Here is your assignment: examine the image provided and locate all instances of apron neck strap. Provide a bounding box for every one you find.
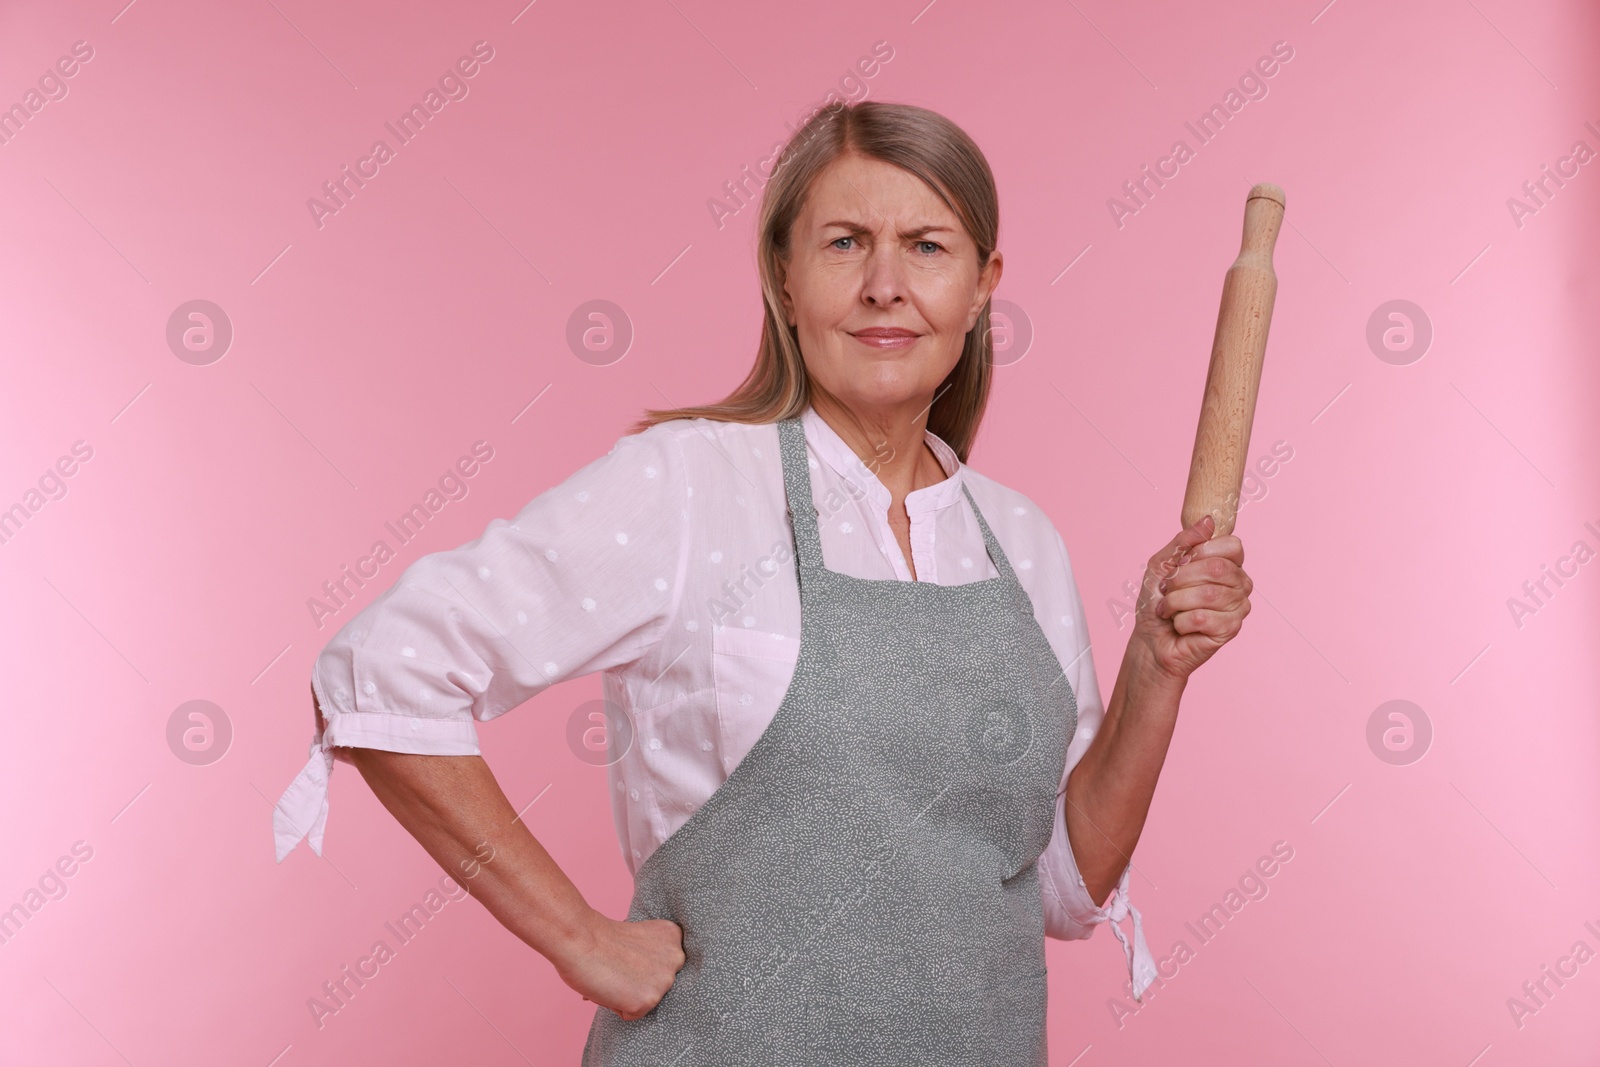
[959,480,1021,586]
[775,414,1022,588]
[777,416,825,573]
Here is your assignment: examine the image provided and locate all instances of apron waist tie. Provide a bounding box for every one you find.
[1105,866,1158,1002]
[273,737,334,862]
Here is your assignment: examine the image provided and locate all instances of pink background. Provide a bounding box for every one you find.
[2,0,1597,1063]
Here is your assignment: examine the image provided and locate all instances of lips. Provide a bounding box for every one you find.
[850,328,920,349]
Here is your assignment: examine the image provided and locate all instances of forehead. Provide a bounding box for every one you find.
[798,152,959,229]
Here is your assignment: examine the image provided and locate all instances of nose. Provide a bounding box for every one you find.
[860,239,907,307]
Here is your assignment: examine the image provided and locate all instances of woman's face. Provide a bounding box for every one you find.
[780,151,1002,421]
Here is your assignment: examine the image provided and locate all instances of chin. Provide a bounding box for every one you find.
[836,375,941,409]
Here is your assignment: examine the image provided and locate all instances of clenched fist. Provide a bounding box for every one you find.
[1133,514,1253,682]
[560,912,687,1021]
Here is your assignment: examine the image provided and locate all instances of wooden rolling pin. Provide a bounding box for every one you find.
[1180,182,1285,539]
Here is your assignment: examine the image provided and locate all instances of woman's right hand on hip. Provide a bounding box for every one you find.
[559,913,686,1021]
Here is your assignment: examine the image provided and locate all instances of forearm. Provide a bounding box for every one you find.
[347,748,597,971]
[1062,636,1186,906]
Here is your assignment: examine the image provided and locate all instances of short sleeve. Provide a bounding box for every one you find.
[272,424,690,861]
[1035,526,1158,1000]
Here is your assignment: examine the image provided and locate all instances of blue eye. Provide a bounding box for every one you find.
[832,237,855,250]
[916,241,942,255]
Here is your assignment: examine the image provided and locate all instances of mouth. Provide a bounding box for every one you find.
[849,328,920,350]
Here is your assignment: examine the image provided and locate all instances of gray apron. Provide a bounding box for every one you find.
[582,414,1075,1066]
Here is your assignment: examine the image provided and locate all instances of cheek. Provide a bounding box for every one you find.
[794,270,860,323]
[786,261,835,311]
[913,269,977,329]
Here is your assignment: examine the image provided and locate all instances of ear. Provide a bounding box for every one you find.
[778,262,797,327]
[966,249,1004,332]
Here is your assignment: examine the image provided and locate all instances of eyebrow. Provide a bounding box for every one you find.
[819,219,956,239]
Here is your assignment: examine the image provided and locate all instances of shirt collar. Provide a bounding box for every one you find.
[800,405,966,513]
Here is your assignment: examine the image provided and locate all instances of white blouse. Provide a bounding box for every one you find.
[273,404,1156,997]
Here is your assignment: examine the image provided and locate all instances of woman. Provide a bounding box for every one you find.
[272,100,1251,1064]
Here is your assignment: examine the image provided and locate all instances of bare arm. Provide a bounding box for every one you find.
[1063,639,1185,905]
[314,691,686,1020]
[1064,516,1252,905]
[345,748,589,960]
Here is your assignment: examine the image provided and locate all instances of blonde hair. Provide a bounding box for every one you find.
[628,100,1001,463]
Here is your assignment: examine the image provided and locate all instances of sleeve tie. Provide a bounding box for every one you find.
[1105,866,1159,1001]
[273,736,334,862]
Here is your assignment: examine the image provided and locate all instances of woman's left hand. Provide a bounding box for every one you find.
[1133,514,1253,682]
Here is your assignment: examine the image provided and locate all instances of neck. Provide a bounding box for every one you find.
[807,390,948,499]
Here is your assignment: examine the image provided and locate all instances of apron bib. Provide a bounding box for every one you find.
[582,415,1076,1066]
